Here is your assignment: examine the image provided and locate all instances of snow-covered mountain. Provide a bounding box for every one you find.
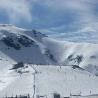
[0,24,98,98]
[0,24,98,75]
[43,38,98,76]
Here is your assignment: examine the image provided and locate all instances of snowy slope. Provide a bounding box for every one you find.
[0,65,98,98]
[43,38,98,75]
[0,24,98,98]
[0,24,57,67]
[0,64,35,97]
[35,65,98,97]
[0,24,98,75]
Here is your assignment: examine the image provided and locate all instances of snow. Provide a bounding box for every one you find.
[35,65,98,98]
[0,24,98,98]
[0,65,98,98]
[43,37,98,75]
[0,64,35,97]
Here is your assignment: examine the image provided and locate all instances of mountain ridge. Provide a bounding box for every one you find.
[0,24,98,98]
[0,24,98,75]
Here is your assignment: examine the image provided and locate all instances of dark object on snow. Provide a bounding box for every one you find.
[2,36,21,50]
[18,35,36,47]
[10,62,24,70]
[72,65,84,70]
[45,49,56,62]
[54,93,60,98]
[67,55,83,66]
[76,55,83,65]
[4,94,30,98]
[72,65,81,69]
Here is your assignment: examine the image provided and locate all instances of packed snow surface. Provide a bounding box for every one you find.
[0,65,98,98]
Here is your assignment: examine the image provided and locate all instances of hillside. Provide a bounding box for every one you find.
[0,24,98,75]
[0,24,98,98]
[43,38,98,76]
[0,24,57,70]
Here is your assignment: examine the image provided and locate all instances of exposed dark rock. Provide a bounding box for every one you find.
[10,62,24,70]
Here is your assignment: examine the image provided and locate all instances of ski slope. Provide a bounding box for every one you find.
[35,65,98,98]
[0,24,98,97]
[0,65,98,98]
[0,64,35,97]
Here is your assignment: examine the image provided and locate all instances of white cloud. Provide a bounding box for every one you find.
[35,0,98,29]
[0,0,32,23]
[33,0,98,42]
[0,0,97,32]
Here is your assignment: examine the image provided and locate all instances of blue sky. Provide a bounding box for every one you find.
[0,0,98,43]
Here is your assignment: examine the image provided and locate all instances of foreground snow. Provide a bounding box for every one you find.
[35,65,98,98]
[0,65,98,98]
